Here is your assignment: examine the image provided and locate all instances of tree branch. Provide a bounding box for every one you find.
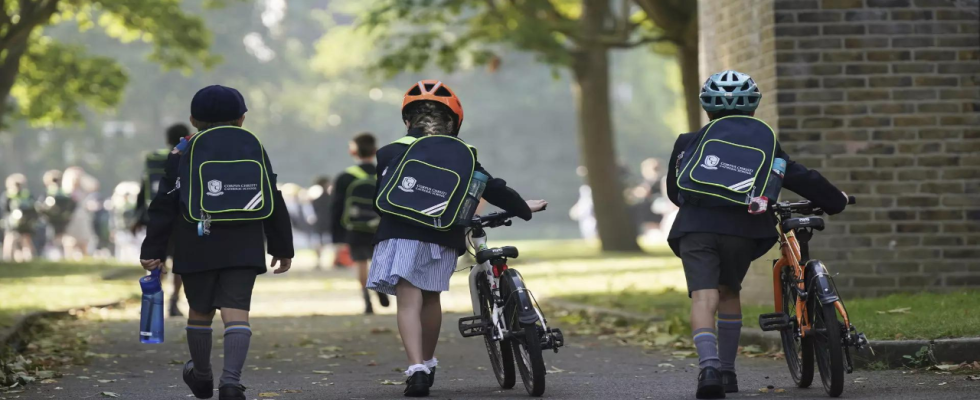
[601,34,671,48]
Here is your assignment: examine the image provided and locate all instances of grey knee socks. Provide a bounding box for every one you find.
[717,314,743,372]
[186,320,213,379]
[220,321,252,386]
[693,328,721,370]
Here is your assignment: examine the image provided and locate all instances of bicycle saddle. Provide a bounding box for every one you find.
[476,246,519,264]
[781,216,825,232]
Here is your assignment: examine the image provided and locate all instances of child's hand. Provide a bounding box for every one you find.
[271,257,292,274]
[526,200,548,213]
[140,259,166,274]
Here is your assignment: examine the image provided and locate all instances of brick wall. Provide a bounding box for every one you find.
[698,0,980,301]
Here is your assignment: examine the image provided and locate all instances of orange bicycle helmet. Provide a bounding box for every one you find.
[402,80,464,131]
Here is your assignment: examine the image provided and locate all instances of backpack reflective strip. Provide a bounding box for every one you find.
[345,165,370,180]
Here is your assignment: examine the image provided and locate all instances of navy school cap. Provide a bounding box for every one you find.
[191,85,248,123]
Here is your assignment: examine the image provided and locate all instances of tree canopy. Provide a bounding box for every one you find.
[0,0,235,127]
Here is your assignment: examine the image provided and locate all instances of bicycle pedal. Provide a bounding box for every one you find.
[541,328,565,352]
[457,315,488,338]
[758,313,792,332]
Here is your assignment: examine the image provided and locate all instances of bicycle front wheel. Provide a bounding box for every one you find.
[780,268,814,388]
[513,322,547,396]
[477,277,515,389]
[810,299,845,397]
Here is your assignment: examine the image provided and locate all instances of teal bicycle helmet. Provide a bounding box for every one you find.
[699,70,762,113]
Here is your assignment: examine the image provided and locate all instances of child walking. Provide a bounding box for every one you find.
[140,85,294,400]
[330,132,390,314]
[665,70,849,399]
[367,80,546,397]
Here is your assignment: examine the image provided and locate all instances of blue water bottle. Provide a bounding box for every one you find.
[456,171,489,226]
[139,269,165,344]
[749,158,787,214]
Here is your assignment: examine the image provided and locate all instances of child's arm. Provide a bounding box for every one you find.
[478,162,534,221]
[139,154,179,266]
[780,146,848,215]
[329,172,353,239]
[665,133,693,207]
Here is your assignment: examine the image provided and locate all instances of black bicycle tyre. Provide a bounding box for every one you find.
[512,322,547,396]
[780,268,814,388]
[478,278,516,389]
[810,298,845,397]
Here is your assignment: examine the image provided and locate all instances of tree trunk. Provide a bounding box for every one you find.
[571,0,641,253]
[678,41,702,132]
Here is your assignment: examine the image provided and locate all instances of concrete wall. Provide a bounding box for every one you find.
[698,0,980,304]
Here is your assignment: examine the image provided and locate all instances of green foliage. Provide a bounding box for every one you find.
[0,0,242,127]
[903,346,934,368]
[13,36,127,126]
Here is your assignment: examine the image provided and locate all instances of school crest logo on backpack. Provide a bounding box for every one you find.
[399,177,417,193]
[207,180,224,196]
[702,155,720,170]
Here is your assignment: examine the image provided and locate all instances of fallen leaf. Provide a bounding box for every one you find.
[284,389,302,393]
[370,327,393,334]
[875,307,911,315]
[775,388,786,393]
[938,382,947,386]
[758,388,770,393]
[97,379,117,383]
[380,380,401,385]
[367,361,378,367]
[312,370,332,374]
[932,364,961,371]
[259,392,280,397]
[40,379,58,384]
[320,346,342,352]
[967,375,980,381]
[35,371,56,379]
[657,363,675,368]
[100,392,120,398]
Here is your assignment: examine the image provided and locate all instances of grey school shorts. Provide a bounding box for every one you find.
[678,233,759,295]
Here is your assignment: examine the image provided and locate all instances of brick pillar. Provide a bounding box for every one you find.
[698,0,980,302]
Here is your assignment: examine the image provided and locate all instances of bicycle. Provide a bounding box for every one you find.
[457,212,565,397]
[757,196,870,397]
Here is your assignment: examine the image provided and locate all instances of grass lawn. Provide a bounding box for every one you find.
[0,261,142,331]
[561,289,980,341]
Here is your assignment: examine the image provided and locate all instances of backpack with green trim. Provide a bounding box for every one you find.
[676,116,778,207]
[143,149,170,204]
[176,126,274,232]
[375,135,477,231]
[341,165,380,233]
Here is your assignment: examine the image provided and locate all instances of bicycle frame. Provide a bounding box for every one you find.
[466,230,552,342]
[772,225,852,338]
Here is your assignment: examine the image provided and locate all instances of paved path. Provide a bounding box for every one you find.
[10,310,980,400]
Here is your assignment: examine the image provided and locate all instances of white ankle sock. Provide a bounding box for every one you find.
[405,363,431,376]
[423,358,438,369]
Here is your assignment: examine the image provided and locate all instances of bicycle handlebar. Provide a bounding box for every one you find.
[772,195,857,216]
[472,212,514,229]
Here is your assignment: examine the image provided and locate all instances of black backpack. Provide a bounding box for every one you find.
[176,126,274,229]
[143,149,170,204]
[676,116,778,207]
[341,165,380,233]
[376,135,476,231]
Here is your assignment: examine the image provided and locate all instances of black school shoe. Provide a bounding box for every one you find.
[696,366,725,399]
[182,360,214,399]
[218,384,246,400]
[404,371,430,397]
[721,370,738,393]
[427,367,436,387]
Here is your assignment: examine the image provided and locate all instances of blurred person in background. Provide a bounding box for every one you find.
[632,158,666,237]
[280,183,312,250]
[91,176,113,258]
[2,173,39,262]
[62,166,98,259]
[110,181,142,263]
[308,176,333,269]
[37,169,76,259]
[132,123,189,317]
[569,166,597,240]
[331,132,388,315]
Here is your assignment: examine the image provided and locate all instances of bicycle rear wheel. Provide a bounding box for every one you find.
[810,298,845,397]
[478,278,515,389]
[780,268,814,388]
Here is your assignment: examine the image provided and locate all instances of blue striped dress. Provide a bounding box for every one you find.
[367,239,459,295]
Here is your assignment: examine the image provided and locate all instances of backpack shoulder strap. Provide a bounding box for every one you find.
[392,136,417,146]
[345,165,370,180]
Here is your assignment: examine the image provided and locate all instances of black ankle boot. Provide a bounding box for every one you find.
[696,366,725,399]
[721,370,738,393]
[218,384,246,400]
[182,360,213,399]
